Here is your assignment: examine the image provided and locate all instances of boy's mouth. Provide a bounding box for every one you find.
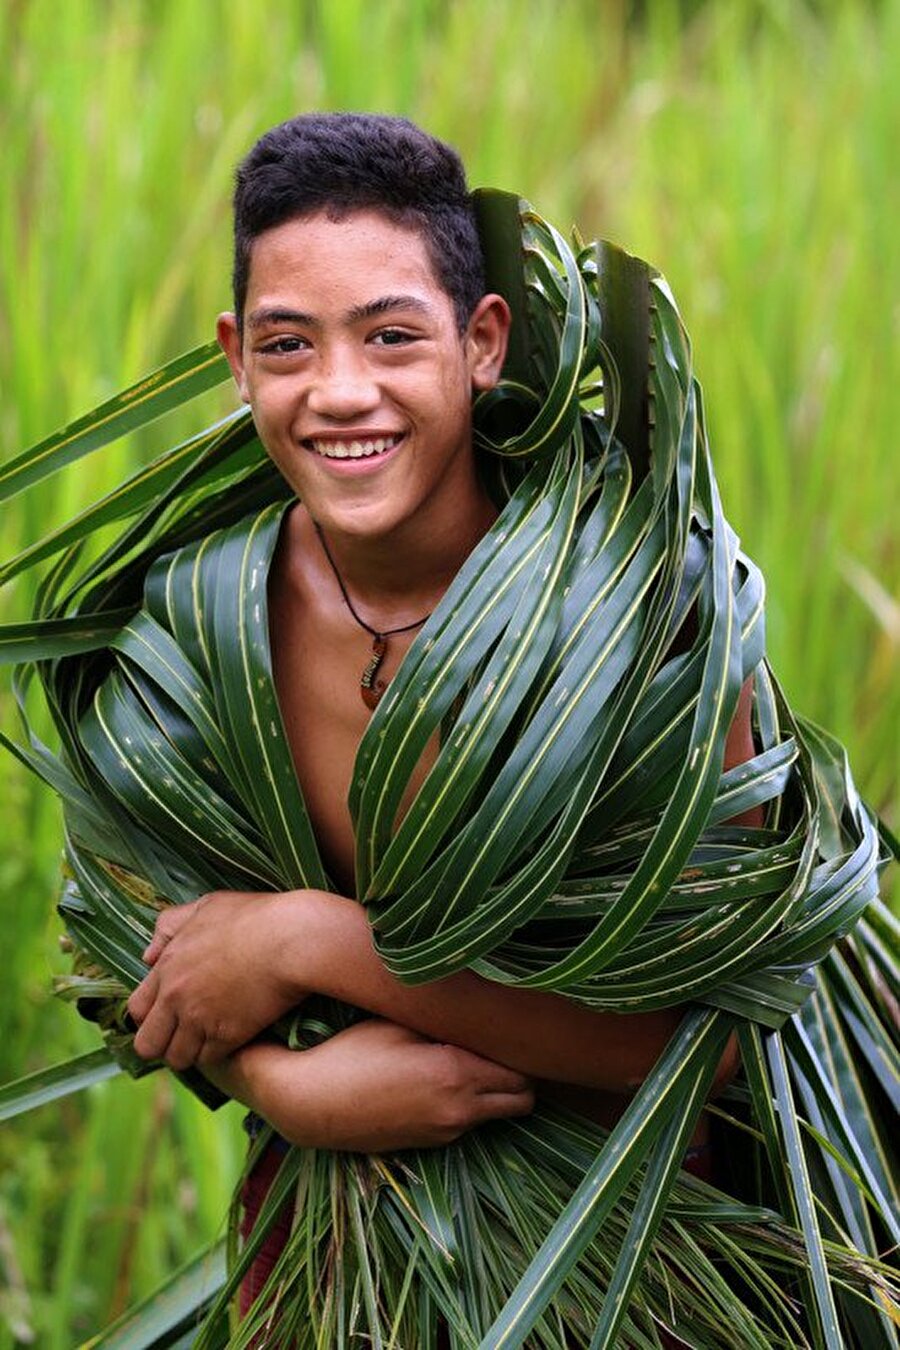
[305,433,404,460]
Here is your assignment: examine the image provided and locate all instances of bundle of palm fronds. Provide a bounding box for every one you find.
[1,195,897,1348]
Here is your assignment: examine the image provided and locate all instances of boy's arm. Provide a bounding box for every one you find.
[129,886,687,1088]
[206,1020,535,1152]
[128,677,757,1086]
[722,676,764,826]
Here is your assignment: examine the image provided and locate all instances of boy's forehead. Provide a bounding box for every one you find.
[245,208,448,307]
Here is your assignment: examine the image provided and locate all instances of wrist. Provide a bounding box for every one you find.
[233,1039,330,1148]
[202,1040,279,1108]
[272,888,371,1005]
[264,888,327,1005]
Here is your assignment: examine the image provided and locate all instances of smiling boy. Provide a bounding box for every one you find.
[125,112,749,1323]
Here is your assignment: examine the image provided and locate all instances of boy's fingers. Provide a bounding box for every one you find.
[196,1035,234,1068]
[476,1087,535,1121]
[459,1051,530,1096]
[142,900,199,963]
[163,1023,205,1072]
[480,1067,532,1096]
[142,935,167,964]
[132,1003,177,1062]
[127,969,157,1024]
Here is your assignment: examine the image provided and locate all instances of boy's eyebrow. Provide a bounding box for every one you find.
[246,295,434,332]
[246,307,317,331]
[346,294,434,322]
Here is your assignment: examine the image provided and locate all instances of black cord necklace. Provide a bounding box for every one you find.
[315,523,431,710]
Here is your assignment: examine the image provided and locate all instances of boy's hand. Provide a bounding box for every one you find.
[127,890,307,1068]
[211,1020,535,1152]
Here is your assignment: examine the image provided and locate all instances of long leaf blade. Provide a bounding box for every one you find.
[0,1048,121,1121]
[0,342,230,505]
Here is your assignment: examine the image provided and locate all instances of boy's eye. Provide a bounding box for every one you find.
[372,328,415,346]
[259,336,308,355]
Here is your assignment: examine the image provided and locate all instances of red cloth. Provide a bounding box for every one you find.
[238,1138,294,1325]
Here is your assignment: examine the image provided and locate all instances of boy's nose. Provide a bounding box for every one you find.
[307,353,381,419]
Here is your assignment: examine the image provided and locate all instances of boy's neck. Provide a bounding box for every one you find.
[284,480,497,630]
[322,498,495,601]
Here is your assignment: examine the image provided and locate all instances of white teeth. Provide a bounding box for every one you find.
[309,435,400,459]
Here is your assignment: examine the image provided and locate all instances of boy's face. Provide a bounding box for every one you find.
[217,209,509,543]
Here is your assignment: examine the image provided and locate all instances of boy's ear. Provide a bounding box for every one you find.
[216,312,250,403]
[466,294,511,392]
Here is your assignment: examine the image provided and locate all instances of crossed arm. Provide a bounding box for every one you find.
[127,884,690,1149]
[126,680,755,1150]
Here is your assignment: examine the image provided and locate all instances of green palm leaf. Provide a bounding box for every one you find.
[0,341,230,505]
[0,610,136,663]
[479,1009,733,1348]
[79,1239,228,1349]
[0,409,254,588]
[1,192,896,1346]
[0,1049,121,1122]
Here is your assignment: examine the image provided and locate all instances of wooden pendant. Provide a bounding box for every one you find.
[361,636,387,710]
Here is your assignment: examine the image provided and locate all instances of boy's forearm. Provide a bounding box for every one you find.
[203,1040,275,1111]
[202,1022,534,1152]
[275,888,683,1093]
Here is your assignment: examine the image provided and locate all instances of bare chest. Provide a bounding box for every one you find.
[269,576,435,898]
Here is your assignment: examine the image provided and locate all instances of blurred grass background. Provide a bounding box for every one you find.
[1,0,897,1342]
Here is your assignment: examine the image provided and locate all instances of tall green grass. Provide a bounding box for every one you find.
[1,0,896,1342]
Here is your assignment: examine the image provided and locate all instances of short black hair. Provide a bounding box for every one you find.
[232,112,485,333]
